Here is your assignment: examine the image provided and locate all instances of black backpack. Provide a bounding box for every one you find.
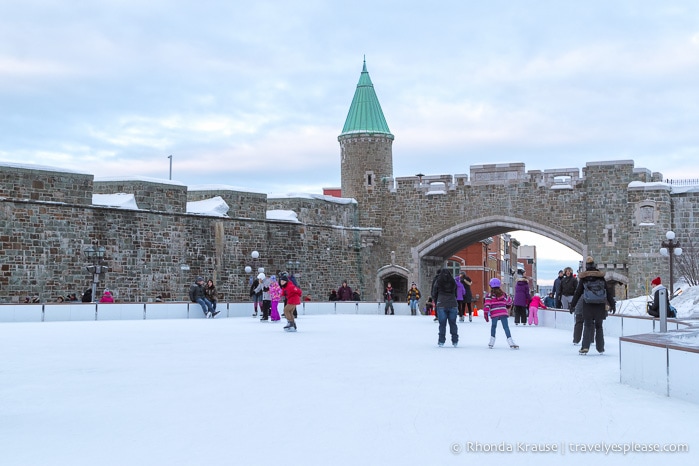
[582,278,607,304]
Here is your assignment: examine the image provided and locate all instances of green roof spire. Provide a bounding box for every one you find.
[340,58,393,138]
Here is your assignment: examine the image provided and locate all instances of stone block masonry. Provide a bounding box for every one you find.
[0,165,366,303]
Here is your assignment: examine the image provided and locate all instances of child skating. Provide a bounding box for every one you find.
[527,293,546,325]
[279,272,302,332]
[483,278,519,349]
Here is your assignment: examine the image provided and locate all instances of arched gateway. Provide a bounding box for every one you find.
[338,60,696,300]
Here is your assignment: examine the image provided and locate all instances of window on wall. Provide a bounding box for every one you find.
[445,260,461,277]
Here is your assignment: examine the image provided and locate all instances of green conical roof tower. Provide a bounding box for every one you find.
[340,59,394,138]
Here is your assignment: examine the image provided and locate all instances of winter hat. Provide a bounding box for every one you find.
[196,276,204,282]
[517,269,524,276]
[558,270,564,274]
[585,256,596,270]
[279,272,288,282]
[489,277,501,288]
[257,272,266,280]
[651,276,662,286]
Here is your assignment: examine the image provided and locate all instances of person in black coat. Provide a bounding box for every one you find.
[569,257,616,355]
[433,268,459,347]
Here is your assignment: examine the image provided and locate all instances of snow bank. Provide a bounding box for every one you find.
[92,193,139,210]
[186,196,230,217]
[266,209,300,223]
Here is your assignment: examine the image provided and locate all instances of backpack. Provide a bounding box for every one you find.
[582,279,607,304]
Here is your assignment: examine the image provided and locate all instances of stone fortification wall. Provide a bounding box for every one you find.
[0,164,93,205]
[94,179,188,213]
[0,165,365,303]
[187,187,268,220]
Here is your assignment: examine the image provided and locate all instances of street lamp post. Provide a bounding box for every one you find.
[84,245,108,303]
[659,230,682,299]
[245,251,264,285]
[659,231,682,333]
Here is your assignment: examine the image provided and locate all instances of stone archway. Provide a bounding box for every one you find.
[411,215,588,298]
[377,264,410,304]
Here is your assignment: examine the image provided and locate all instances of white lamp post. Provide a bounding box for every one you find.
[659,230,682,298]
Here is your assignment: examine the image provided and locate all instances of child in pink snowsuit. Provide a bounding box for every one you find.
[269,276,282,321]
[528,293,547,325]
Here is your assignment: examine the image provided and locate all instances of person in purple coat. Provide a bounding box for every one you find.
[513,270,531,325]
[337,280,354,301]
[455,275,467,322]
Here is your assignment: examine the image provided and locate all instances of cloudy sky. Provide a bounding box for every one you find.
[2,1,697,278]
[2,0,698,192]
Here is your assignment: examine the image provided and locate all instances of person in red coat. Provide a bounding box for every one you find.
[280,272,302,332]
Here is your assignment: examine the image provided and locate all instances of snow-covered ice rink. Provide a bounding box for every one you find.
[2,314,697,465]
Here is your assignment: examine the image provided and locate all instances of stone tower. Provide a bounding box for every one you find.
[338,59,394,227]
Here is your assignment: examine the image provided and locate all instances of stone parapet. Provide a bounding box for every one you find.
[94,177,187,213]
[0,163,93,205]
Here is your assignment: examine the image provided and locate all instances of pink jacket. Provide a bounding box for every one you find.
[484,293,512,319]
[269,281,282,302]
[529,295,547,311]
[99,291,114,303]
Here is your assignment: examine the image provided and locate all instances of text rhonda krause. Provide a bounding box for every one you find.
[463,442,689,454]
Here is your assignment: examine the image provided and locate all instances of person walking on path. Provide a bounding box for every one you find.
[189,276,217,318]
[483,278,519,349]
[513,270,530,325]
[569,257,616,355]
[527,293,547,326]
[280,272,302,332]
[433,269,459,347]
[407,283,421,316]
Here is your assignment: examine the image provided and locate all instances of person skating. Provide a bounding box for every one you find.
[383,282,395,315]
[569,257,616,355]
[455,275,466,322]
[527,293,546,325]
[279,272,302,332]
[483,278,518,349]
[512,269,530,325]
[433,269,459,347]
[255,273,272,321]
[460,272,474,322]
[407,283,421,316]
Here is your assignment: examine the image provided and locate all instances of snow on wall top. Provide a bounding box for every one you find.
[95,176,186,187]
[0,161,91,175]
[188,184,267,194]
[267,192,357,205]
[186,196,230,217]
[92,193,139,210]
[266,210,301,223]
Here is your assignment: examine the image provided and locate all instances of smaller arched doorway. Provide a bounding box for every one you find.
[377,265,410,303]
